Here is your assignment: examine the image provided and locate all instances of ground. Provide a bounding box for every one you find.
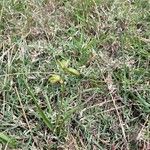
[0,0,150,149]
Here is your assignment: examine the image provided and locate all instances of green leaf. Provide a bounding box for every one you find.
[65,67,80,76]
[57,59,69,69]
[23,78,53,130]
[0,132,17,148]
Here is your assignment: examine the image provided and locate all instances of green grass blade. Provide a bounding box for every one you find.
[23,78,53,130]
[0,132,17,148]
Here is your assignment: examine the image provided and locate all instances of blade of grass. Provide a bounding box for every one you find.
[0,132,17,148]
[22,77,53,131]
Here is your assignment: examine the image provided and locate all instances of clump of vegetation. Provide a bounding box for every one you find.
[0,0,150,149]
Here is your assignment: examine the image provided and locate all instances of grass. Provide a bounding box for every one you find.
[0,0,150,149]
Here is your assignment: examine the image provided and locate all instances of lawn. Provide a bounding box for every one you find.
[0,0,150,149]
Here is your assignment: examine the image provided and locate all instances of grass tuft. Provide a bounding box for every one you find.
[0,0,150,149]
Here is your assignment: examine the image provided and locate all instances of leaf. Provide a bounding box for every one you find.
[49,74,63,84]
[23,78,53,130]
[0,132,17,148]
[57,59,69,69]
[65,67,80,76]
[57,59,80,76]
